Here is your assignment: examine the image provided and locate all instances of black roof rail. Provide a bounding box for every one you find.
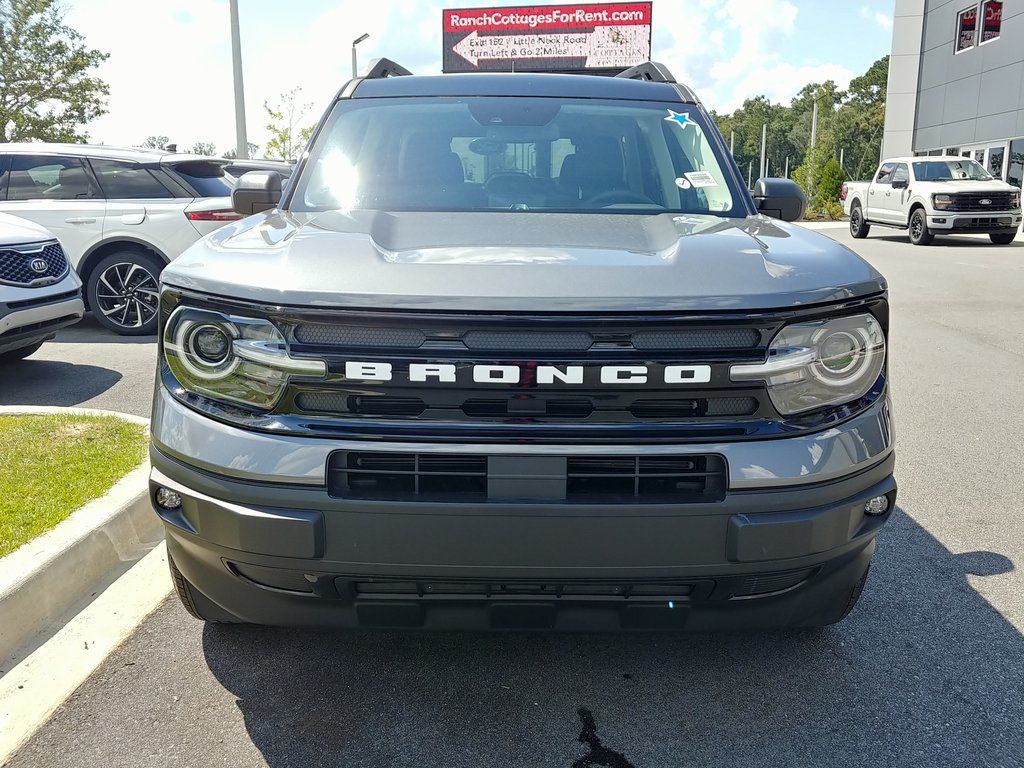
[363,58,413,79]
[616,62,675,83]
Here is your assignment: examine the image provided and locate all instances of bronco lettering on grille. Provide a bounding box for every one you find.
[341,362,712,385]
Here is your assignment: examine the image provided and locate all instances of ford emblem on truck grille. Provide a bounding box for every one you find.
[980,199,992,205]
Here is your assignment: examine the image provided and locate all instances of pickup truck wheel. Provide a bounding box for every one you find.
[169,554,243,624]
[849,204,870,238]
[87,252,162,336]
[908,209,933,245]
[990,232,1017,245]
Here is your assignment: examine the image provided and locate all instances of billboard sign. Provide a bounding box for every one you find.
[442,3,653,74]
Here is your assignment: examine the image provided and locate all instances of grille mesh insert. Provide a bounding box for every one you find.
[295,324,427,348]
[632,328,759,350]
[463,330,593,351]
[0,243,68,286]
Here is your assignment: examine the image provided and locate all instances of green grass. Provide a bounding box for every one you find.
[0,414,147,558]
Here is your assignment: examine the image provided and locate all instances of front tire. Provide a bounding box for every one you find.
[169,554,242,623]
[990,232,1017,245]
[908,208,934,245]
[849,203,870,238]
[0,340,44,363]
[87,251,163,336]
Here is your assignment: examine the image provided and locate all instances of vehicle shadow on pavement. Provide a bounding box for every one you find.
[52,314,157,344]
[0,360,122,406]
[199,507,1022,768]
[873,234,1024,249]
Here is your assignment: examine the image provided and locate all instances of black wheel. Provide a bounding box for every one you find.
[989,232,1017,245]
[0,340,44,363]
[849,203,870,238]
[168,554,242,623]
[908,208,933,245]
[87,251,163,335]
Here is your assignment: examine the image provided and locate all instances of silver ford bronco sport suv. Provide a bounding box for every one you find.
[150,61,895,630]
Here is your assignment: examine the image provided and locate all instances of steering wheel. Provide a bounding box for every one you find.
[584,189,659,208]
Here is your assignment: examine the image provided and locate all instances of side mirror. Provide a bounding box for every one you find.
[752,177,806,222]
[891,178,909,190]
[231,171,283,216]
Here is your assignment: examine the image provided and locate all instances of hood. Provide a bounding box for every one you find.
[161,210,886,312]
[0,211,56,246]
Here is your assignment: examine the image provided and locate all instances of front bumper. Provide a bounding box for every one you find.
[0,273,84,354]
[150,390,896,630]
[928,211,1022,234]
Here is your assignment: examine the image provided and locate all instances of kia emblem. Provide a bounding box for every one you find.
[29,258,48,274]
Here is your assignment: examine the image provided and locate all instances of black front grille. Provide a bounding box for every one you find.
[0,242,68,286]
[296,391,761,422]
[328,451,727,504]
[293,321,762,352]
[947,192,1018,212]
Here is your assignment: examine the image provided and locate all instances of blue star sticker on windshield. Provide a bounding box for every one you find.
[664,110,693,128]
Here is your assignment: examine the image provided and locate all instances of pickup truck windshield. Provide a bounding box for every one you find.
[291,97,743,216]
[912,159,993,182]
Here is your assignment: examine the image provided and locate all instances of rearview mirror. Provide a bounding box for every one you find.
[752,177,806,222]
[232,171,283,216]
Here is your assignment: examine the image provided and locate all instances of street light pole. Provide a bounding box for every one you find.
[229,0,248,159]
[352,33,369,78]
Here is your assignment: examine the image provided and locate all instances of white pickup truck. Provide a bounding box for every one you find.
[841,156,1021,245]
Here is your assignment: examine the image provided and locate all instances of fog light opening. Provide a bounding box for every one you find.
[156,487,183,510]
[864,495,890,516]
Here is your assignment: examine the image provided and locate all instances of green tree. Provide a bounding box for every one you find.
[139,135,169,150]
[223,142,260,160]
[191,141,216,156]
[264,87,314,161]
[0,0,108,142]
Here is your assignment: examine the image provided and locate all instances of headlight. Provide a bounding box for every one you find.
[730,313,885,415]
[163,306,325,409]
[1012,191,1021,210]
[933,194,953,209]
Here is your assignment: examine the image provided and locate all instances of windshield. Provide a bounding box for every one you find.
[290,97,744,216]
[912,159,993,182]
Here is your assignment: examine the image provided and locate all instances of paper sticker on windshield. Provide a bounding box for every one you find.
[664,110,694,129]
[684,171,718,188]
[675,177,692,189]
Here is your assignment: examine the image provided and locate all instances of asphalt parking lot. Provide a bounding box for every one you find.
[3,226,1024,768]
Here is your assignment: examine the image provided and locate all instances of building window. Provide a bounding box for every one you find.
[980,0,1002,44]
[956,5,978,52]
[988,146,1005,178]
[1007,139,1024,189]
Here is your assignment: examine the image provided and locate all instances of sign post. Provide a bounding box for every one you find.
[442,3,653,75]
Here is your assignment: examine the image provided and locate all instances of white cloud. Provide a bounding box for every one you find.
[860,5,894,31]
[64,0,863,153]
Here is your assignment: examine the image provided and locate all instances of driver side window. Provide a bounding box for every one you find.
[5,155,99,201]
[875,163,896,184]
[892,164,909,185]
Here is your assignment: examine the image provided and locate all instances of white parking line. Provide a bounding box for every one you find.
[0,543,171,764]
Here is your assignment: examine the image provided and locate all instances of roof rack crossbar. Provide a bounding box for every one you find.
[363,58,413,79]
[615,62,676,83]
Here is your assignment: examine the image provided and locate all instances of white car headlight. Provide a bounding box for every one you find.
[163,306,326,409]
[730,313,885,415]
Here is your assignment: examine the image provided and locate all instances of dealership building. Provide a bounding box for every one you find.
[883,0,1024,187]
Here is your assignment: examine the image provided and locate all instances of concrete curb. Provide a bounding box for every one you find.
[0,407,160,663]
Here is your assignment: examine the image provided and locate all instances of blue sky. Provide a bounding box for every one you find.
[65,0,896,154]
